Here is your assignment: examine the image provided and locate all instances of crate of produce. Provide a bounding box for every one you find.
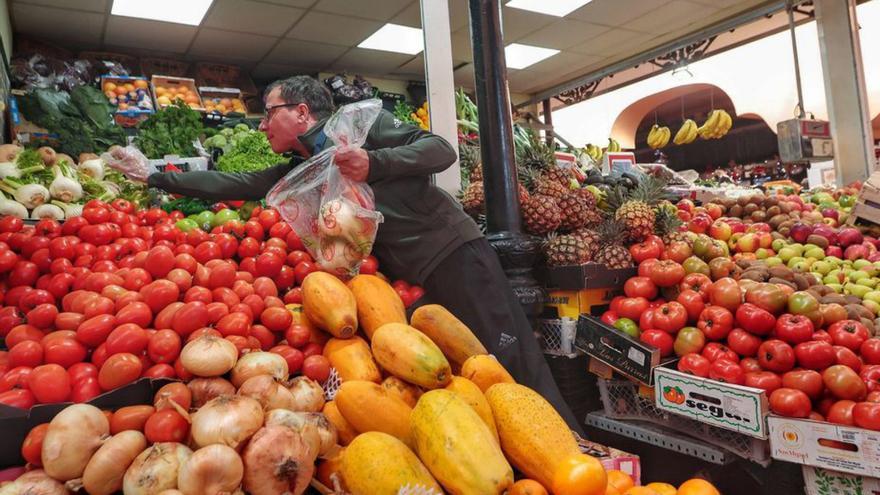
[539,318,580,356]
[653,367,769,439]
[802,466,880,495]
[8,92,60,147]
[79,51,141,76]
[100,75,155,127]
[141,57,190,78]
[151,75,203,110]
[768,415,880,478]
[576,315,674,386]
[537,263,637,291]
[193,62,258,97]
[198,87,247,116]
[543,287,621,320]
[598,378,771,464]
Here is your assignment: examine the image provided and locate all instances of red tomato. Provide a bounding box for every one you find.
[862,365,880,393]
[640,329,674,357]
[105,323,149,355]
[91,343,109,368]
[648,260,685,288]
[726,328,761,358]
[862,338,880,365]
[293,261,318,285]
[697,305,734,341]
[0,389,35,409]
[193,242,222,264]
[70,376,102,403]
[115,302,152,328]
[270,345,304,373]
[110,405,155,434]
[284,324,311,349]
[792,340,836,370]
[43,338,87,368]
[216,312,251,337]
[184,286,213,305]
[709,359,745,385]
[702,342,738,363]
[616,297,648,321]
[28,364,71,403]
[740,357,762,373]
[769,388,812,418]
[735,303,776,336]
[76,314,117,348]
[144,409,189,443]
[258,209,280,230]
[651,302,687,334]
[301,342,323,359]
[678,353,711,377]
[169,301,209,338]
[21,423,48,466]
[283,287,303,305]
[154,302,184,331]
[205,302,230,325]
[775,314,814,345]
[744,370,782,393]
[147,329,182,364]
[828,320,870,352]
[174,253,198,274]
[166,269,193,293]
[0,366,32,392]
[9,340,43,368]
[144,246,174,278]
[249,324,275,351]
[260,306,292,333]
[233,280,255,300]
[254,252,283,278]
[623,277,657,300]
[833,345,863,373]
[68,362,98,383]
[139,279,181,314]
[302,355,331,382]
[24,304,55,330]
[823,364,867,401]
[757,339,796,373]
[98,353,143,391]
[853,402,880,431]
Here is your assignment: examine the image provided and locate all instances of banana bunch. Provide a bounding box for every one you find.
[607,138,621,152]
[646,124,671,149]
[583,143,603,163]
[698,109,733,140]
[673,119,698,145]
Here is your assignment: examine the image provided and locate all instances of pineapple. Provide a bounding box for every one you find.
[577,188,603,227]
[571,228,600,260]
[655,206,689,246]
[556,192,591,232]
[459,143,482,183]
[544,233,590,267]
[461,181,484,217]
[522,194,562,235]
[607,176,669,243]
[533,177,570,200]
[594,219,634,269]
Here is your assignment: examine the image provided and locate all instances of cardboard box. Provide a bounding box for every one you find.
[578,437,641,486]
[198,86,246,115]
[8,92,60,147]
[653,367,769,439]
[802,466,880,495]
[768,415,880,478]
[544,288,619,319]
[152,75,203,110]
[576,315,674,386]
[100,76,155,128]
[537,263,637,291]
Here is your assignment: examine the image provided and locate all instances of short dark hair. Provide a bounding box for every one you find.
[265,76,335,119]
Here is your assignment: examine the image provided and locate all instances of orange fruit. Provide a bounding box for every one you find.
[645,482,676,495]
[510,479,549,495]
[622,488,657,495]
[605,486,622,495]
[607,470,635,493]
[220,98,232,107]
[134,79,148,89]
[184,94,199,104]
[156,87,168,96]
[552,454,607,495]
[677,479,720,495]
[157,96,171,106]
[117,102,129,110]
[124,83,135,92]
[103,82,117,93]
[114,86,128,96]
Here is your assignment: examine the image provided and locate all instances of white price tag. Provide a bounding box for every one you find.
[811,138,834,157]
[627,347,645,366]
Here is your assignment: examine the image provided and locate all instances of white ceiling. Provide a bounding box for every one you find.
[9,0,774,94]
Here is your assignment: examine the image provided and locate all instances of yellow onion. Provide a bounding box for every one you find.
[0,470,68,495]
[177,445,243,495]
[242,425,316,495]
[123,443,192,495]
[42,404,110,481]
[264,409,338,458]
[230,352,288,388]
[188,377,236,408]
[81,431,147,495]
[180,335,238,377]
[191,395,263,449]
[288,376,326,412]
[237,375,298,411]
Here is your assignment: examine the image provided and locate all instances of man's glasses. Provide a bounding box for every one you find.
[263,103,299,122]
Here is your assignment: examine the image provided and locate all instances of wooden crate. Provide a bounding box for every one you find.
[141,57,190,78]
[79,51,142,76]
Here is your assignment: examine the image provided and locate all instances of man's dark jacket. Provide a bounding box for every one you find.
[148,110,483,283]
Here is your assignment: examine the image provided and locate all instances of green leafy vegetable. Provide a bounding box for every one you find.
[213,129,284,173]
[135,101,204,159]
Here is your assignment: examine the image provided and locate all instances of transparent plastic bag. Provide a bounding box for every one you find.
[102,145,154,182]
[267,99,385,278]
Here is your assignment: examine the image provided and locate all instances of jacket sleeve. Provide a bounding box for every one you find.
[365,110,458,182]
[147,162,294,201]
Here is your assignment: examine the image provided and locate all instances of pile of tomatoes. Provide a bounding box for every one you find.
[0,201,421,409]
[603,251,880,432]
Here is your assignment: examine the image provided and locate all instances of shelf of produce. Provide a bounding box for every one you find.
[585,411,736,465]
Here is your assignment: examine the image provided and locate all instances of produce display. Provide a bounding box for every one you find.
[134,101,204,160]
[153,83,202,110]
[101,78,154,113]
[202,96,247,115]
[203,124,284,173]
[649,109,733,149]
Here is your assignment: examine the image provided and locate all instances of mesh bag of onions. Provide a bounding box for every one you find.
[267,99,384,279]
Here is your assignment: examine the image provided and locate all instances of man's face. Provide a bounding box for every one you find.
[259,87,311,154]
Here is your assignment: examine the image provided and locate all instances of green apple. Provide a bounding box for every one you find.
[863,290,880,305]
[805,247,825,259]
[848,270,869,282]
[854,259,872,270]
[826,283,843,293]
[765,257,783,267]
[778,247,799,263]
[857,278,879,288]
[811,260,832,275]
[772,239,788,252]
[845,283,872,298]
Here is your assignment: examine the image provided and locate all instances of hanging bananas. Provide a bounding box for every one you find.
[673,119,698,145]
[698,109,733,140]
[647,124,671,149]
[607,138,621,153]
[582,143,603,163]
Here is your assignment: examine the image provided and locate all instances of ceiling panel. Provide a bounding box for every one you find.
[449,0,470,30]
[451,28,474,63]
[288,12,381,46]
[203,0,304,36]
[189,29,278,61]
[525,51,603,75]
[251,62,315,80]
[568,28,656,58]
[11,3,104,46]
[626,1,717,35]
[254,0,318,7]
[391,2,421,27]
[519,19,610,50]
[499,6,556,41]
[313,0,413,21]
[453,63,475,87]
[568,0,670,28]
[265,38,348,67]
[507,69,540,92]
[393,53,425,76]
[104,16,197,53]
[14,0,108,13]
[330,47,414,73]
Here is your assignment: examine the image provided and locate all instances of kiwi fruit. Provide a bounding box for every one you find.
[769,277,797,290]
[805,235,829,249]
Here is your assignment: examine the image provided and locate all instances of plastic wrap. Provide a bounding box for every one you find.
[267,99,384,278]
[102,146,153,182]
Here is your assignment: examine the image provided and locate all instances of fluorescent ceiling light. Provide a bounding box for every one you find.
[358,23,424,55]
[111,0,213,26]
[506,0,594,17]
[505,43,560,69]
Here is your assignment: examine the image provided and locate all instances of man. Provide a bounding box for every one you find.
[124,75,580,430]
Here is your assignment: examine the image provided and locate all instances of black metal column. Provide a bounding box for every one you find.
[468,0,544,321]
[543,99,554,145]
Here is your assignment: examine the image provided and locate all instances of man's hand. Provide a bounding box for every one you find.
[334,147,370,182]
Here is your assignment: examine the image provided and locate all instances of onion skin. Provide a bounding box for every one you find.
[1,470,68,495]
[237,375,298,411]
[188,378,236,408]
[177,445,243,495]
[190,395,263,449]
[123,443,192,495]
[180,336,238,377]
[82,431,147,495]
[230,352,288,388]
[42,404,110,481]
[265,409,338,458]
[242,425,316,495]
[288,376,326,412]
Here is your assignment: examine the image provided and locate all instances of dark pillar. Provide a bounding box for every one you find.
[468,0,545,321]
[543,99,554,145]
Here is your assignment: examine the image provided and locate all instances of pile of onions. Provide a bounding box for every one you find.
[80,431,147,495]
[177,445,243,495]
[288,376,326,412]
[237,375,297,411]
[242,425,316,495]
[180,336,238,377]
[190,395,263,449]
[0,470,68,495]
[122,443,192,495]
[188,378,236,408]
[42,404,110,481]
[230,352,288,387]
[265,409,338,458]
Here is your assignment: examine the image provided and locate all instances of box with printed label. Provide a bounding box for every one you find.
[576,315,674,386]
[768,415,880,478]
[578,437,641,486]
[802,465,880,495]
[653,367,768,439]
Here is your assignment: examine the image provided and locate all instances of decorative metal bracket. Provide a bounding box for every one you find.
[554,77,604,106]
[649,36,717,70]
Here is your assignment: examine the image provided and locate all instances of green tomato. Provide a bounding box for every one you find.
[613,318,640,339]
[839,195,855,208]
[212,208,240,227]
[195,210,215,227]
[788,291,819,315]
[175,219,199,232]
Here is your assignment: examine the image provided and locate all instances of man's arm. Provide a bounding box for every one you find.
[147,162,294,201]
[365,110,458,182]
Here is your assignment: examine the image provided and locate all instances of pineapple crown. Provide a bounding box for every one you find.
[654,206,683,238]
[604,175,671,212]
[596,217,629,246]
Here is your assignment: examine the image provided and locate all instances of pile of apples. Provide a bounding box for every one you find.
[0,202,422,408]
